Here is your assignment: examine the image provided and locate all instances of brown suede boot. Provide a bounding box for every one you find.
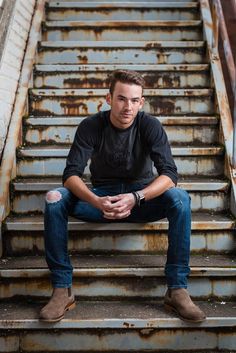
[39,288,76,322]
[164,288,206,323]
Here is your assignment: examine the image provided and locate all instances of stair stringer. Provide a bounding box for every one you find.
[200,0,236,217]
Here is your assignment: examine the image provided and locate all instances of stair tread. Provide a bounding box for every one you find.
[34,64,210,72]
[44,20,202,27]
[47,2,199,9]
[31,88,212,96]
[0,254,235,270]
[25,115,218,126]
[18,145,224,157]
[5,212,235,231]
[0,299,235,329]
[40,40,205,48]
[12,177,229,192]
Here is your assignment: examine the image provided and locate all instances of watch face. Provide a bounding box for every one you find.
[137,191,145,205]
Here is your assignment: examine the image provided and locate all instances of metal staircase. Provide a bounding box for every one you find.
[0,0,235,351]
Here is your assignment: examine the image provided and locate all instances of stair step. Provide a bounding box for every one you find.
[0,299,235,329]
[34,64,210,89]
[25,115,218,125]
[42,20,202,41]
[47,1,199,8]
[37,41,206,65]
[18,145,224,158]
[12,177,228,191]
[0,255,235,299]
[1,254,235,272]
[29,88,214,116]
[16,145,224,177]
[4,212,235,256]
[0,300,235,353]
[24,115,218,145]
[5,212,235,231]
[46,2,200,21]
[11,178,230,214]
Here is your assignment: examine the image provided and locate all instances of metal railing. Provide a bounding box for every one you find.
[211,0,236,169]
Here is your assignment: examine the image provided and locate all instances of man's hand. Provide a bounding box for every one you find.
[97,193,136,220]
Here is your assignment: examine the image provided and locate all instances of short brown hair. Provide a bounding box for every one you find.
[109,70,145,95]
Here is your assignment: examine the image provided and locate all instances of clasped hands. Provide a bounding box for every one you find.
[98,193,136,220]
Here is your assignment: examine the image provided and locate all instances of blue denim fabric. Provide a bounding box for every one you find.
[44,184,191,289]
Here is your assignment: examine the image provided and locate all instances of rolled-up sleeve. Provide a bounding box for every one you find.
[62,121,94,185]
[143,116,178,185]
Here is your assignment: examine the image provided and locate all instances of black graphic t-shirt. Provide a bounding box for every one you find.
[62,110,178,186]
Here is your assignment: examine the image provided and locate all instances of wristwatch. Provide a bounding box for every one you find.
[136,190,145,206]
[132,190,145,207]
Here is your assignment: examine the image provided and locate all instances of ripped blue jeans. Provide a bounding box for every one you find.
[44,183,191,289]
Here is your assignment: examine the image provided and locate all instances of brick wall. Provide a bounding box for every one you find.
[0,0,36,157]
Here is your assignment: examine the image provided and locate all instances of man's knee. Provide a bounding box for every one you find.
[165,187,191,210]
[46,190,62,204]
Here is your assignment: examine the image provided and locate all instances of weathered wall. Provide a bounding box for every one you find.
[0,0,36,159]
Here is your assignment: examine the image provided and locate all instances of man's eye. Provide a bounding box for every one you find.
[132,99,140,103]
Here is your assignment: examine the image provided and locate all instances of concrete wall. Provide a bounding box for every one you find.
[0,0,36,159]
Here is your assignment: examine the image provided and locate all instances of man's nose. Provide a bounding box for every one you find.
[125,100,132,109]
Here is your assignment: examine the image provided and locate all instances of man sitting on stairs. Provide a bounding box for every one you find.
[39,69,206,323]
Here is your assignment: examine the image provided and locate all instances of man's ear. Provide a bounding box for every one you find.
[106,93,111,106]
[139,97,145,110]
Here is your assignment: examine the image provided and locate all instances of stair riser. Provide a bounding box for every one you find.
[29,96,214,116]
[4,231,235,256]
[34,70,210,89]
[1,329,235,353]
[24,125,218,145]
[11,192,229,214]
[46,9,199,21]
[16,156,224,177]
[37,47,206,65]
[0,276,235,299]
[42,26,202,42]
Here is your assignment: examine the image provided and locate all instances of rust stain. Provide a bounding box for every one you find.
[145,234,167,252]
[77,55,88,64]
[139,328,156,339]
[97,101,104,111]
[150,98,175,115]
[60,102,88,116]
[123,322,135,328]
[145,42,162,49]
[64,77,107,89]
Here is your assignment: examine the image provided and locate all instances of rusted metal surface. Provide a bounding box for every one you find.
[0,0,46,257]
[1,254,235,270]
[15,144,224,177]
[200,0,236,215]
[42,20,202,41]
[34,64,210,89]
[12,190,229,214]
[5,229,236,256]
[24,124,218,145]
[6,212,235,231]
[37,40,206,65]
[211,0,236,171]
[29,88,214,116]
[46,6,199,22]
[0,271,235,299]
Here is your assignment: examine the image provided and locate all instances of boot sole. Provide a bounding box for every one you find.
[39,300,76,323]
[164,303,206,324]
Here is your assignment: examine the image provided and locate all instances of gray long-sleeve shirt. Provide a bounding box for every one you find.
[62,110,178,187]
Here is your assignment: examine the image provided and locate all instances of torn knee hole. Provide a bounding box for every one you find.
[46,190,62,204]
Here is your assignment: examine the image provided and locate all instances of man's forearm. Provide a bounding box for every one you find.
[64,175,100,208]
[141,175,175,201]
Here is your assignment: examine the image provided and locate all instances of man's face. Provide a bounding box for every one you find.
[106,81,145,129]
